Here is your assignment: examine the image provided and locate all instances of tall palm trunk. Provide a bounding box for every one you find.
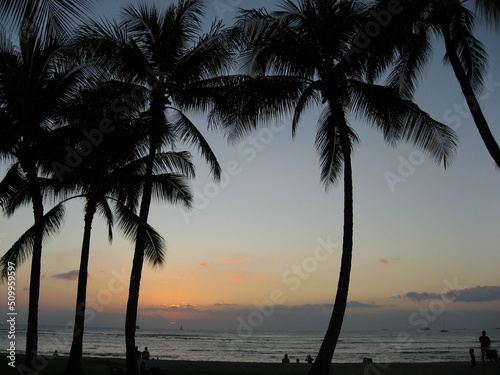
[125,125,160,375]
[308,119,354,375]
[443,30,500,168]
[24,163,45,369]
[66,199,98,373]
[125,160,153,375]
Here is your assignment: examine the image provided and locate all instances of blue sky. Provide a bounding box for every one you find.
[0,0,499,333]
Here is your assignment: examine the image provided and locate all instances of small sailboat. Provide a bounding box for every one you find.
[441,320,448,332]
[180,325,183,331]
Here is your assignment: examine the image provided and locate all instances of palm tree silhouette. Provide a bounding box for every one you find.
[213,1,457,374]
[0,14,90,368]
[372,0,500,168]
[76,1,233,372]
[59,85,194,373]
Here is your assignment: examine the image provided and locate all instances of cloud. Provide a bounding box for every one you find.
[140,303,198,312]
[198,262,208,267]
[392,286,500,303]
[379,257,400,264]
[347,301,392,308]
[220,256,251,264]
[51,270,80,281]
[215,303,239,307]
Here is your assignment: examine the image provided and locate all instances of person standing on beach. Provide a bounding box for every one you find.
[469,348,476,368]
[479,331,491,361]
[282,354,290,363]
[142,347,150,360]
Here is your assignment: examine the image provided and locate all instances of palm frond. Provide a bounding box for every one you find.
[386,30,433,100]
[475,0,500,30]
[169,108,222,180]
[0,163,28,215]
[174,21,236,84]
[152,151,196,178]
[209,75,306,143]
[347,80,457,167]
[150,173,193,209]
[95,199,114,244]
[113,202,166,268]
[0,0,95,44]
[314,106,358,189]
[292,81,322,138]
[0,202,66,281]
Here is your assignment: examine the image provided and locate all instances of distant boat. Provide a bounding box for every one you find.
[180,325,183,331]
[421,327,430,331]
[441,321,448,332]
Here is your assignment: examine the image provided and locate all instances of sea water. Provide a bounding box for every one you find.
[1,325,497,363]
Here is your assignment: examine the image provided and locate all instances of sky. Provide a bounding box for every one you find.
[0,0,499,336]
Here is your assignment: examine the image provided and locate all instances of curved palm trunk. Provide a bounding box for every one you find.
[443,32,500,168]
[308,122,354,375]
[66,200,98,373]
[24,164,45,369]
[125,161,153,375]
[125,128,159,375]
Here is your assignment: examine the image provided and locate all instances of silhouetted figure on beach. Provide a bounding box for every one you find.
[479,331,491,361]
[136,346,146,374]
[469,348,476,368]
[142,347,150,360]
[305,354,314,363]
[282,354,290,363]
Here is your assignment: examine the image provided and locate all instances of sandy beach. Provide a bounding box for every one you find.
[3,355,499,375]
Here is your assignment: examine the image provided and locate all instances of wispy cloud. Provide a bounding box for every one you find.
[51,270,80,281]
[392,286,500,302]
[220,256,251,264]
[198,262,208,267]
[140,303,198,312]
[347,301,392,308]
[379,257,400,264]
[215,303,239,307]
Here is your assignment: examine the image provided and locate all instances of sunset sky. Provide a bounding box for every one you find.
[0,0,499,334]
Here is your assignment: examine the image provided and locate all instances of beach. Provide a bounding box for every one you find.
[3,355,500,375]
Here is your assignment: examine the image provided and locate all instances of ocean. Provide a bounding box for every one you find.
[1,325,497,364]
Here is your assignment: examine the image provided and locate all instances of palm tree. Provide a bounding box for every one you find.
[372,0,500,168]
[211,1,457,374]
[59,86,195,373]
[0,17,90,368]
[76,2,234,372]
